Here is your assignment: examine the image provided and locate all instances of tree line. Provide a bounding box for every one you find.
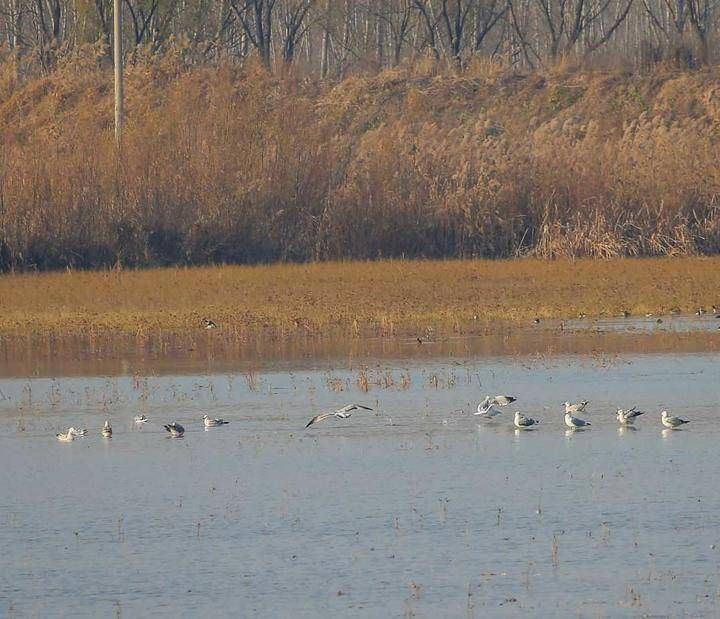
[0,0,718,73]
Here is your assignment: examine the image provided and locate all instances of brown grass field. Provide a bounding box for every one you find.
[1,258,718,338]
[2,56,720,269]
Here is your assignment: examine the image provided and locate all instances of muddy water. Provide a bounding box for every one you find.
[1,322,719,617]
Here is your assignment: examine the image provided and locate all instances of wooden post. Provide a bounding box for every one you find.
[113,0,123,144]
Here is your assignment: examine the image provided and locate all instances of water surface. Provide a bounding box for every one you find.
[1,326,719,616]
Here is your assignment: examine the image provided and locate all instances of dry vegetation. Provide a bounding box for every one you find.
[1,258,719,337]
[0,51,720,270]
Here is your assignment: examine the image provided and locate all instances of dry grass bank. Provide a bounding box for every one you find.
[0,258,718,337]
[1,52,720,269]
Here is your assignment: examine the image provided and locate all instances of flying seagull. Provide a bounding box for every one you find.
[305,404,373,428]
[564,401,589,415]
[101,419,112,438]
[616,407,644,425]
[514,411,539,429]
[474,395,516,417]
[661,411,690,429]
[164,422,185,437]
[203,414,229,428]
[565,413,591,429]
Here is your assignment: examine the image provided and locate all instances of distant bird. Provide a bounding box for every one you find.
[578,312,587,319]
[475,395,516,418]
[101,419,112,438]
[514,411,539,429]
[203,414,229,428]
[696,307,706,316]
[621,310,631,317]
[202,318,217,329]
[134,414,149,424]
[305,404,373,428]
[164,422,185,437]
[564,401,589,415]
[532,318,541,325]
[661,411,690,429]
[616,407,644,425]
[712,305,719,313]
[656,318,663,324]
[56,429,75,442]
[69,427,88,437]
[565,413,591,429]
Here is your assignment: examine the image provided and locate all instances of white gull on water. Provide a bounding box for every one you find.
[564,401,589,415]
[661,411,690,429]
[514,411,539,429]
[616,407,644,425]
[565,412,591,429]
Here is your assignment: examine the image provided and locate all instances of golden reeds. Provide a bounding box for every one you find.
[0,53,720,269]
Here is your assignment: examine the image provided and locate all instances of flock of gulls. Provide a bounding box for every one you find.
[55,398,691,442]
[474,396,690,430]
[56,413,230,441]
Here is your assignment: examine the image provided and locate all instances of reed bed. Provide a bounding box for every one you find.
[1,51,720,270]
[1,258,719,337]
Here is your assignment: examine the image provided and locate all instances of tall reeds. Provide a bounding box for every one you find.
[1,49,719,270]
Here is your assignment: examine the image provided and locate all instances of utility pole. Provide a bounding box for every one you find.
[114,0,123,144]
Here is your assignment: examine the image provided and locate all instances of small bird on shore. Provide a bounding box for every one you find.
[164,422,185,437]
[564,401,589,415]
[101,419,112,438]
[203,414,229,428]
[56,429,75,442]
[305,404,373,428]
[514,411,539,429]
[202,318,217,329]
[696,307,706,316]
[565,412,591,429]
[134,414,149,424]
[661,411,690,429]
[616,407,644,425]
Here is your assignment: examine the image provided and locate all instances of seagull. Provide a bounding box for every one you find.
[474,395,516,417]
[565,413,591,429]
[305,404,373,428]
[164,422,185,437]
[202,318,217,329]
[101,419,112,438]
[616,407,644,425]
[661,411,690,429]
[133,414,149,424]
[56,429,75,442]
[203,414,229,428]
[69,427,88,437]
[514,411,539,429]
[564,401,589,415]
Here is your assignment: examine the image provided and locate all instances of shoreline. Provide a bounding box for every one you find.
[1,257,719,340]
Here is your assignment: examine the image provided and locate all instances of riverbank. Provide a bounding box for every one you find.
[1,258,718,338]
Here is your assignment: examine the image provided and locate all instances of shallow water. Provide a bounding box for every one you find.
[1,330,720,617]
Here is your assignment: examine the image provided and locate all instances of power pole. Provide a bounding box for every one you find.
[114,0,123,144]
